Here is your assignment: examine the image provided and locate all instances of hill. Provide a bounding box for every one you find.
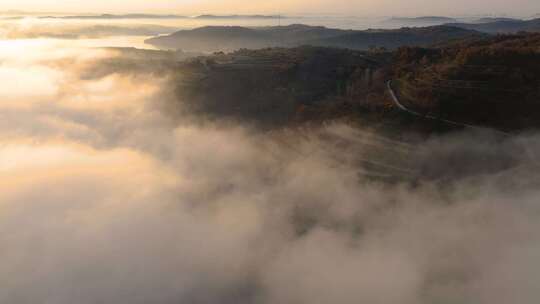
[305,26,480,50]
[472,17,520,23]
[162,33,540,132]
[194,14,280,19]
[170,46,394,127]
[39,14,187,19]
[447,18,540,33]
[392,33,540,131]
[145,25,350,51]
[145,24,481,52]
[383,16,457,27]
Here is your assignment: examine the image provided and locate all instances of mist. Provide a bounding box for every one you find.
[1,28,540,304]
[2,0,540,17]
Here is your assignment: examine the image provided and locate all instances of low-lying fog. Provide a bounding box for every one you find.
[0,15,383,41]
[1,22,540,304]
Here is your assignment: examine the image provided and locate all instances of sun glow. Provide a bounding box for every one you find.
[0,0,539,16]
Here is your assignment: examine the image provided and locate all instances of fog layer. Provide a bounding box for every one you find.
[0,37,539,304]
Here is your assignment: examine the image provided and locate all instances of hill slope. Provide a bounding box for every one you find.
[306,26,480,50]
[383,16,457,27]
[171,47,391,127]
[392,33,540,130]
[448,18,540,33]
[145,24,481,52]
[163,33,540,132]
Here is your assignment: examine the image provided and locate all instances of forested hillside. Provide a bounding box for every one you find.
[393,33,540,130]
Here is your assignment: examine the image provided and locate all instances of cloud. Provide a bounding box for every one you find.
[0,34,540,304]
[0,18,177,39]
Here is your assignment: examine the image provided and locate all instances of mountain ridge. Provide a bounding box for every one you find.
[447,18,540,33]
[146,24,482,52]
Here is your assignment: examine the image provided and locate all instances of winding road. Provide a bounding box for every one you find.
[387,80,539,164]
[386,80,501,131]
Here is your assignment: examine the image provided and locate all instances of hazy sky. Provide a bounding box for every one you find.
[1,0,539,17]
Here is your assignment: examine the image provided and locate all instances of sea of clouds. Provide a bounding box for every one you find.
[0,33,540,304]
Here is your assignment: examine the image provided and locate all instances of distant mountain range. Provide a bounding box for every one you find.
[382,16,540,34]
[38,14,281,20]
[306,26,479,50]
[194,14,281,19]
[39,14,187,19]
[8,24,178,39]
[448,18,540,33]
[145,24,481,52]
[471,17,520,23]
[383,16,457,27]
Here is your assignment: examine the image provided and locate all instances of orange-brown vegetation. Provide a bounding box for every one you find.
[393,33,540,131]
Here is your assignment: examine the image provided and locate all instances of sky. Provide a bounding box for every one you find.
[1,0,540,17]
